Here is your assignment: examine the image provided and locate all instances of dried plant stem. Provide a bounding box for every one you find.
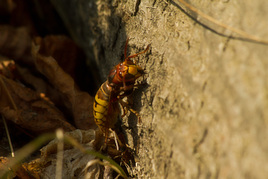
[0,74,17,158]
[56,129,64,179]
[2,116,15,157]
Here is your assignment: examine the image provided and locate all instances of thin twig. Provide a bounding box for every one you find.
[2,116,15,157]
[0,74,17,158]
[56,129,64,179]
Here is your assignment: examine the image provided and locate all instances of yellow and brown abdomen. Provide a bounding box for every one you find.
[93,81,119,133]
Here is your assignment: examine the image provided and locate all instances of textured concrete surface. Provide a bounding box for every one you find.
[52,0,268,178]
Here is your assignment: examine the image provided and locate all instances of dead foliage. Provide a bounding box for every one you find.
[0,35,95,134]
[0,74,76,133]
[0,0,131,178]
[0,0,95,135]
[32,43,95,130]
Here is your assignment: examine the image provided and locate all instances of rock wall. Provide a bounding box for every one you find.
[52,0,268,178]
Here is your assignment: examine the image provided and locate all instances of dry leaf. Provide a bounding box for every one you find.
[34,35,81,78]
[15,65,50,94]
[21,161,41,179]
[0,157,16,178]
[0,60,17,79]
[32,43,95,130]
[0,155,39,179]
[0,75,75,134]
[0,25,32,65]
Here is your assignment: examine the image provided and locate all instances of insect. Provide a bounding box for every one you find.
[108,38,150,96]
[93,38,150,145]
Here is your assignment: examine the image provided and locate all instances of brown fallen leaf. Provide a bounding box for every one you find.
[0,157,16,178]
[15,164,36,179]
[34,35,81,78]
[1,152,41,179]
[0,25,32,65]
[15,65,50,94]
[0,75,75,134]
[21,161,41,179]
[33,35,93,93]
[0,155,40,179]
[0,60,17,79]
[32,43,95,130]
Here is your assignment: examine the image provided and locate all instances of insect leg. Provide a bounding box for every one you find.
[124,37,130,59]
[118,98,141,123]
[125,44,150,63]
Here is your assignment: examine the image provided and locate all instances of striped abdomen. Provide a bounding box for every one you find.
[93,81,120,134]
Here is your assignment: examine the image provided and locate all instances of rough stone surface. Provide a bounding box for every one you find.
[52,0,268,178]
